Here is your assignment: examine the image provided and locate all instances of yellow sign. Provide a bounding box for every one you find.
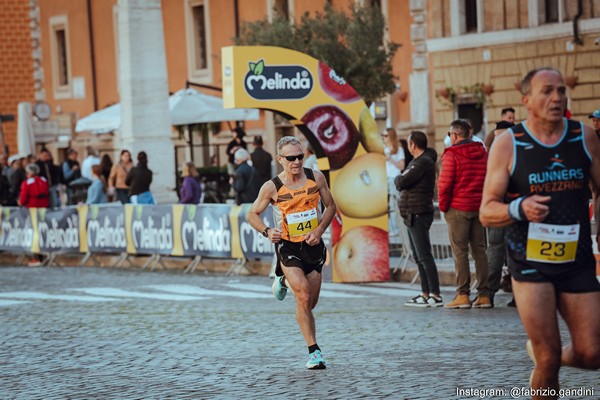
[222,46,390,282]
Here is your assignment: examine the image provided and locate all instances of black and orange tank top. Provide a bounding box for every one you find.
[271,168,321,242]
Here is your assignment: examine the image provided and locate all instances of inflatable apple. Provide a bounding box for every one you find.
[317,62,361,103]
[333,225,390,282]
[358,107,384,154]
[331,209,343,247]
[332,153,387,218]
[301,105,359,170]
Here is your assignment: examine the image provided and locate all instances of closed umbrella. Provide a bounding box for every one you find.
[17,102,36,156]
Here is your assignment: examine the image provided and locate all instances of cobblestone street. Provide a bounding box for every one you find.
[0,266,597,399]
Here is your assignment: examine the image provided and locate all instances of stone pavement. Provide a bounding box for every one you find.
[0,266,597,400]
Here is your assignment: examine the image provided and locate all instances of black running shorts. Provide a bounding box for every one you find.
[275,239,326,277]
[508,258,600,293]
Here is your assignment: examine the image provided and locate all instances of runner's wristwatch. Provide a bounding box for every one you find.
[262,227,270,237]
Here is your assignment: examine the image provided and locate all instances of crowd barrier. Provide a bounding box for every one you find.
[2,204,597,280]
[0,204,279,275]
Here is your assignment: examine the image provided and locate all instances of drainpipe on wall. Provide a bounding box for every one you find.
[87,0,99,110]
[572,0,583,46]
[234,0,240,38]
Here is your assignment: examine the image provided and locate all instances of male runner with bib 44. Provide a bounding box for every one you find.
[247,136,337,370]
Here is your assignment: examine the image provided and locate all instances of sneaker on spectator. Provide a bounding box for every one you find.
[507,297,517,308]
[427,295,443,307]
[271,275,287,301]
[473,295,492,309]
[28,259,42,267]
[444,294,472,309]
[405,295,430,307]
[306,350,326,369]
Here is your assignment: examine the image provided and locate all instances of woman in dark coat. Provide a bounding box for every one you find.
[125,151,154,204]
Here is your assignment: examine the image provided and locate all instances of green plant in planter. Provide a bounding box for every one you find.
[435,83,492,109]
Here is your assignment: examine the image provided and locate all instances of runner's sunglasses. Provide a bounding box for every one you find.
[280,153,305,162]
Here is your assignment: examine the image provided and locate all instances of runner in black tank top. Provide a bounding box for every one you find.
[505,119,597,290]
[480,68,600,397]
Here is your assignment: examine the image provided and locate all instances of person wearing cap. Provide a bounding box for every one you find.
[6,154,26,206]
[589,109,600,136]
[4,154,19,179]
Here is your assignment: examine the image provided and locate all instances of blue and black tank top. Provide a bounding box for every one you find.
[505,118,594,267]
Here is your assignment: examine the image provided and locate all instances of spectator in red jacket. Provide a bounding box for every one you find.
[438,119,490,310]
[19,163,50,208]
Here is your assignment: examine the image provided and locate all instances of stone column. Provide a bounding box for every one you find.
[29,0,45,102]
[117,0,176,203]
[409,0,430,127]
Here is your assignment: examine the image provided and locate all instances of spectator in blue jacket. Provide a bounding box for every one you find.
[86,165,107,205]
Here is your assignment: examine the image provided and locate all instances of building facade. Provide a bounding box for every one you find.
[0,0,37,156]
[421,0,600,146]
[2,0,598,171]
[22,0,412,165]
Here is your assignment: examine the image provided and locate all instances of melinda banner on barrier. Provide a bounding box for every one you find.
[81,205,127,254]
[125,205,175,255]
[236,204,274,259]
[0,205,343,272]
[35,207,80,254]
[173,204,234,258]
[0,207,34,252]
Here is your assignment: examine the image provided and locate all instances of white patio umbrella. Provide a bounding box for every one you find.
[75,89,259,133]
[17,102,36,156]
[168,88,259,125]
[74,103,121,134]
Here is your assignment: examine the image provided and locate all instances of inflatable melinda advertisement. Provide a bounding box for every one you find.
[222,46,390,283]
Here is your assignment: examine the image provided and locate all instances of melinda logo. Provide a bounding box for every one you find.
[244,59,313,100]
